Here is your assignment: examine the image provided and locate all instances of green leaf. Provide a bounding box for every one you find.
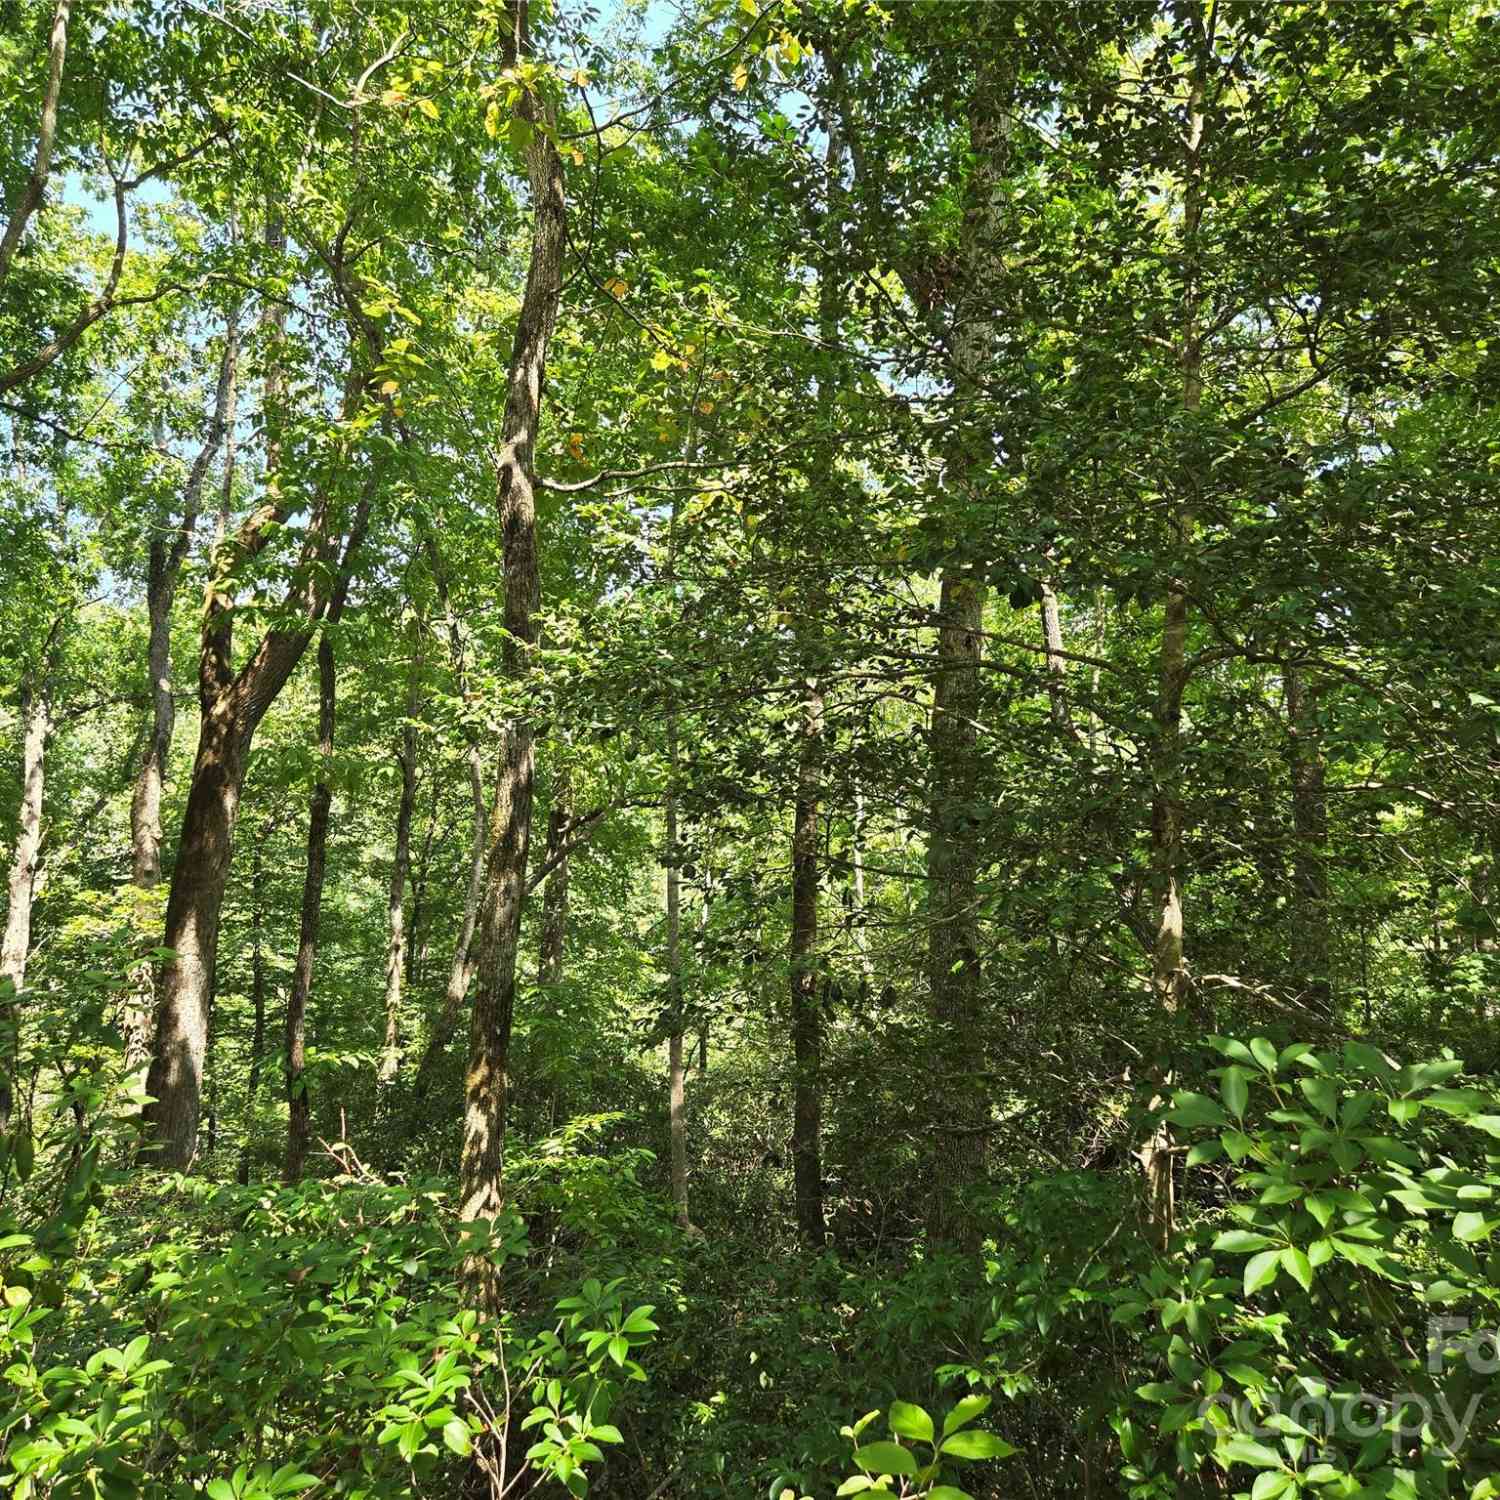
[1221,1067,1251,1120]
[1169,1092,1228,1128]
[1213,1229,1276,1254]
[1135,1383,1181,1403]
[1244,1249,1281,1295]
[1452,1211,1495,1242]
[942,1395,991,1436]
[927,1489,975,1500]
[1252,1469,1292,1500]
[1207,1037,1255,1065]
[940,1430,1016,1460]
[888,1400,933,1443]
[1250,1038,1278,1074]
[1300,1077,1339,1122]
[1344,1041,1395,1080]
[853,1442,917,1477]
[443,1418,472,1456]
[1281,1246,1314,1292]
[1221,1436,1282,1468]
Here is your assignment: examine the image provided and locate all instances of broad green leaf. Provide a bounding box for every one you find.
[888,1401,933,1443]
[852,1442,917,1477]
[942,1394,991,1436]
[1244,1249,1281,1295]
[940,1430,1016,1460]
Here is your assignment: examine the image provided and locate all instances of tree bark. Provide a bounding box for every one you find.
[143,427,377,1170]
[0,680,52,1134]
[664,763,691,1231]
[124,313,239,1076]
[789,666,825,1248]
[1139,29,1210,1250]
[411,742,488,1101]
[1040,583,1074,735]
[1285,667,1329,1006]
[0,0,72,286]
[379,634,421,1085]
[923,571,987,1246]
[536,765,572,987]
[283,633,336,1183]
[458,0,565,1312]
[237,820,271,1183]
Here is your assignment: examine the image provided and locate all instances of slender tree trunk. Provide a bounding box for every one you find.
[144,455,376,1170]
[407,779,439,992]
[0,0,71,286]
[237,823,270,1183]
[284,635,336,1183]
[536,766,572,987]
[789,666,825,1247]
[1139,38,1210,1249]
[923,571,987,1246]
[1285,667,1329,1006]
[1040,583,1074,734]
[379,641,421,1086]
[125,314,239,1076]
[458,1,565,1310]
[912,45,1009,1251]
[412,743,487,1100]
[144,701,247,1167]
[664,763,692,1231]
[130,319,240,887]
[0,683,51,1134]
[851,790,872,977]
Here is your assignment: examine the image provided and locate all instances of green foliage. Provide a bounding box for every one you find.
[1,1171,656,1498]
[1111,1036,1500,1500]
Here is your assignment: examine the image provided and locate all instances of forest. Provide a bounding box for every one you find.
[2,0,1499,1495]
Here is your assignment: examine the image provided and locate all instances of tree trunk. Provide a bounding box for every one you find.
[912,44,1008,1251]
[406,779,439,992]
[379,640,421,1086]
[923,570,987,1246]
[130,317,239,887]
[411,742,487,1101]
[458,0,565,1311]
[664,769,692,1231]
[0,0,71,286]
[536,766,572,987]
[1040,583,1075,735]
[125,313,239,1076]
[1139,39,1209,1250]
[144,698,247,1168]
[143,455,376,1171]
[284,634,336,1183]
[237,822,270,1183]
[0,682,51,1134]
[1285,667,1329,1007]
[789,668,825,1248]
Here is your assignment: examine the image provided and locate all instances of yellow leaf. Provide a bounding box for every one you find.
[741,0,760,13]
[604,276,629,299]
[570,148,585,166]
[379,380,399,395]
[416,97,439,119]
[650,349,672,372]
[698,400,714,415]
[732,64,749,92]
[485,101,501,138]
